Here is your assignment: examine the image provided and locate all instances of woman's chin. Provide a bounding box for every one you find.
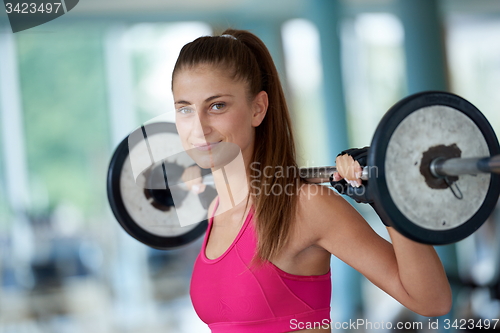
[192,156,214,169]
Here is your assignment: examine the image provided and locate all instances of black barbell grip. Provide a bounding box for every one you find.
[333,147,391,227]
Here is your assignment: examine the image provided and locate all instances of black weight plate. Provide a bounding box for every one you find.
[369,91,500,245]
[107,122,208,250]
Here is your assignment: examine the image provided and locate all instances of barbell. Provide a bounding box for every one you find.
[107,91,500,249]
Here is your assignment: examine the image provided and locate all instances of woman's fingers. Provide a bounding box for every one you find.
[191,183,207,194]
[347,179,362,188]
[332,171,342,182]
[335,154,363,187]
[181,165,205,193]
[335,155,356,180]
[355,162,363,179]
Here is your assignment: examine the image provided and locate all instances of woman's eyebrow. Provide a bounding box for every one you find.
[175,94,234,106]
[205,94,233,103]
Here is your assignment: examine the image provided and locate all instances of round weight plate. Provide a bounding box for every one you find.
[386,106,490,230]
[107,122,208,250]
[369,91,500,245]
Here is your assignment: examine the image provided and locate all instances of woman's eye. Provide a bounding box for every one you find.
[177,107,194,114]
[211,103,225,111]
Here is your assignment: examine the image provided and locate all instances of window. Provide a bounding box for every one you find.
[341,13,406,147]
[446,15,500,134]
[282,19,328,166]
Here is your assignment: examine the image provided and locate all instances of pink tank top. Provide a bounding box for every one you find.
[190,200,331,333]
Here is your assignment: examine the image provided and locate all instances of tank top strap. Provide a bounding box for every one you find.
[209,197,220,225]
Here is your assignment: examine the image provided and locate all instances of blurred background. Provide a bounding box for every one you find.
[1,0,500,332]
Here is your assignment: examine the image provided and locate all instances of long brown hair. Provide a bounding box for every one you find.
[172,29,304,263]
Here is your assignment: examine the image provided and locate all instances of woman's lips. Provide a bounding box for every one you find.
[192,141,222,151]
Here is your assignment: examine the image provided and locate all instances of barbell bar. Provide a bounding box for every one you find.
[107,91,500,248]
[430,155,500,178]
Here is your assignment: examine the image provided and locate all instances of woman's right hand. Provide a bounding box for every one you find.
[333,154,363,188]
[181,165,206,194]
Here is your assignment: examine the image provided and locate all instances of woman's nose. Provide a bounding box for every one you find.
[191,110,211,138]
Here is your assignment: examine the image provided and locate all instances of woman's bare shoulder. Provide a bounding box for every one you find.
[297,183,349,217]
[295,183,363,241]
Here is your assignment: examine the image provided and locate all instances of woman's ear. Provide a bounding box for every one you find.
[251,91,268,127]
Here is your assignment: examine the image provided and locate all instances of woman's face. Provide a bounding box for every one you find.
[173,64,267,169]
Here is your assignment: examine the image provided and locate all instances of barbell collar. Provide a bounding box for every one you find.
[430,154,500,178]
[487,154,500,173]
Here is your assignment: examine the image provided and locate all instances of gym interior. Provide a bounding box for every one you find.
[0,0,500,332]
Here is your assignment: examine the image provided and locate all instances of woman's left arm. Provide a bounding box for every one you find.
[384,227,453,316]
[303,184,452,317]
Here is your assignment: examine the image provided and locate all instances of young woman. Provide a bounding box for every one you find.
[172,29,452,333]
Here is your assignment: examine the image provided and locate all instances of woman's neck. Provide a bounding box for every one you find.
[212,151,250,215]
